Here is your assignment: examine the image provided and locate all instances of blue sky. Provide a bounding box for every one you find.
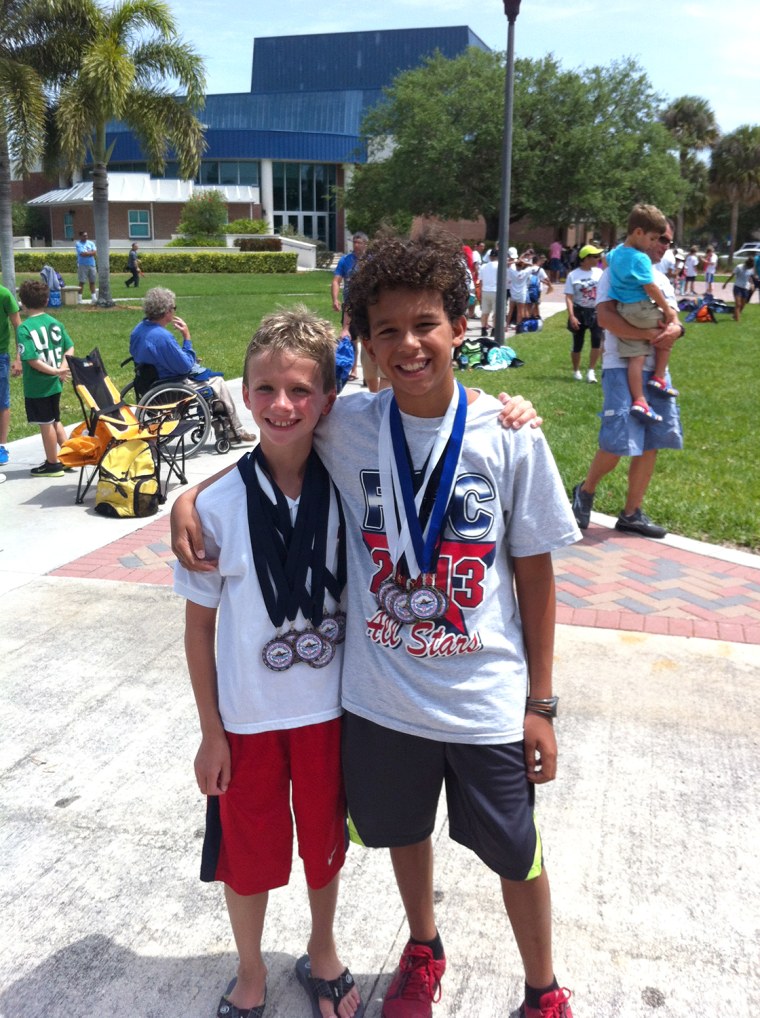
[165,0,757,136]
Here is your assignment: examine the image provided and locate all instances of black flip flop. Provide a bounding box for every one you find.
[295,954,364,1018]
[216,977,267,1018]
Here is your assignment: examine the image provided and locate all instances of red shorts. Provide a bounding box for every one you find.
[201,718,346,895]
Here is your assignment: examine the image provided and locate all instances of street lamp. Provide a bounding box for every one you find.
[494,0,522,345]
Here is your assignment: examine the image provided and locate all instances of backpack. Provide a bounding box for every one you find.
[455,337,484,369]
[94,439,160,518]
[527,270,542,304]
[334,335,354,392]
[516,317,544,334]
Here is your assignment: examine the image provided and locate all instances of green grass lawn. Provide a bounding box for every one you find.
[472,302,759,551]
[7,270,759,551]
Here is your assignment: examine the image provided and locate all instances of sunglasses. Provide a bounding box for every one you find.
[659,236,673,244]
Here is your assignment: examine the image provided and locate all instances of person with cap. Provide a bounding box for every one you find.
[563,244,605,382]
[507,250,536,329]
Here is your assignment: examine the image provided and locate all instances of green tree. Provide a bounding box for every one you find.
[344,50,684,242]
[709,125,760,257]
[177,189,227,238]
[0,0,94,291]
[56,0,206,305]
[661,95,720,244]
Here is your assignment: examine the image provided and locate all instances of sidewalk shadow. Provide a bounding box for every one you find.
[0,936,380,1018]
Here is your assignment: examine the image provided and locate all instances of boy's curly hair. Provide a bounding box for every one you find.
[346,225,469,341]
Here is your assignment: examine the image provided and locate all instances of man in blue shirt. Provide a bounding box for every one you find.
[331,232,368,381]
[75,231,97,303]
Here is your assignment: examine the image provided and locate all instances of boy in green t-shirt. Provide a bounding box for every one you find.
[0,282,22,466]
[17,280,75,477]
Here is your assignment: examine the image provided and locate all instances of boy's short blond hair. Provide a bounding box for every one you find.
[243,305,337,394]
[627,204,667,235]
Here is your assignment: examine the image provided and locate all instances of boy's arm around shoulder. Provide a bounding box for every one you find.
[514,553,558,784]
[171,462,237,571]
[184,599,231,795]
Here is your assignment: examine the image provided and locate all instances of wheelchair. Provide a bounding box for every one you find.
[120,358,235,457]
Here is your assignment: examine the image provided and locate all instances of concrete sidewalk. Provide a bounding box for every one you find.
[1,374,758,1017]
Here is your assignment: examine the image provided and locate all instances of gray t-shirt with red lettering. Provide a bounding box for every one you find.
[316,390,579,745]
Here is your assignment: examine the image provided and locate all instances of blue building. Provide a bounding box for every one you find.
[105,26,489,251]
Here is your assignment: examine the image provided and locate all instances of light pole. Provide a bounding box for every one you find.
[494,0,521,345]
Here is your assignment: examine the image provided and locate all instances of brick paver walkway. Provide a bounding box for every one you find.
[50,516,760,644]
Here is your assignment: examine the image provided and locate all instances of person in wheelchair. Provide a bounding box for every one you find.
[129,288,256,445]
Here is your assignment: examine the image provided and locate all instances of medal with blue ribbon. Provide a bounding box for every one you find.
[377,382,467,623]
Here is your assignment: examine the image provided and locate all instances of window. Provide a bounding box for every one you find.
[238,161,259,186]
[128,210,150,239]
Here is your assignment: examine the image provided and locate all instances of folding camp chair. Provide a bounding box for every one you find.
[61,348,192,505]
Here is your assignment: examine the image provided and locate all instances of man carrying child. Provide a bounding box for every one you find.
[605,204,680,422]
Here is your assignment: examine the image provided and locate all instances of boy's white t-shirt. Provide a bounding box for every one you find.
[315,390,580,745]
[173,461,345,734]
[507,265,533,303]
[685,254,699,275]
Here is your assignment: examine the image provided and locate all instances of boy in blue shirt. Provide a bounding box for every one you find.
[607,204,680,421]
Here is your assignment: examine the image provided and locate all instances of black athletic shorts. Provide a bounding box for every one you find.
[25,393,61,425]
[342,712,542,881]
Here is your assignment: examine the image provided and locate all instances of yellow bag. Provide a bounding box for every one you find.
[94,439,159,518]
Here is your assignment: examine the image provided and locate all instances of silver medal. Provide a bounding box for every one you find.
[262,637,296,672]
[409,585,445,620]
[294,629,326,662]
[318,615,341,644]
[308,638,336,668]
[385,587,416,625]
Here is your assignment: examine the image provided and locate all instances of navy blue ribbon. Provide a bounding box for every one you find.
[388,382,466,575]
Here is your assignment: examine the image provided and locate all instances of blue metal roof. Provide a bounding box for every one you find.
[107,128,364,164]
[251,27,488,93]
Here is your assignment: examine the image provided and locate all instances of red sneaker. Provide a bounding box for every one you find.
[381,942,446,1018]
[520,986,573,1018]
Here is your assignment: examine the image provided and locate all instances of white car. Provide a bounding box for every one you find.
[733,242,760,261]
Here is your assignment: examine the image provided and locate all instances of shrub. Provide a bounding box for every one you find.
[235,237,282,252]
[167,235,226,247]
[15,251,297,275]
[12,202,49,242]
[177,190,228,237]
[226,218,268,235]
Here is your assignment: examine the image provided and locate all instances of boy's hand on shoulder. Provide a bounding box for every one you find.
[171,491,217,572]
[523,713,557,783]
[194,731,231,795]
[497,392,543,430]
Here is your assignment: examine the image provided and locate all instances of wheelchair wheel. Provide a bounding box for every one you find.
[138,382,212,459]
[215,436,232,454]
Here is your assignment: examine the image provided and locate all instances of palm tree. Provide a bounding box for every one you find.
[56,0,206,306]
[709,125,760,259]
[0,0,93,291]
[661,95,720,245]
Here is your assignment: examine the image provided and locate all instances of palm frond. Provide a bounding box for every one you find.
[0,56,47,172]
